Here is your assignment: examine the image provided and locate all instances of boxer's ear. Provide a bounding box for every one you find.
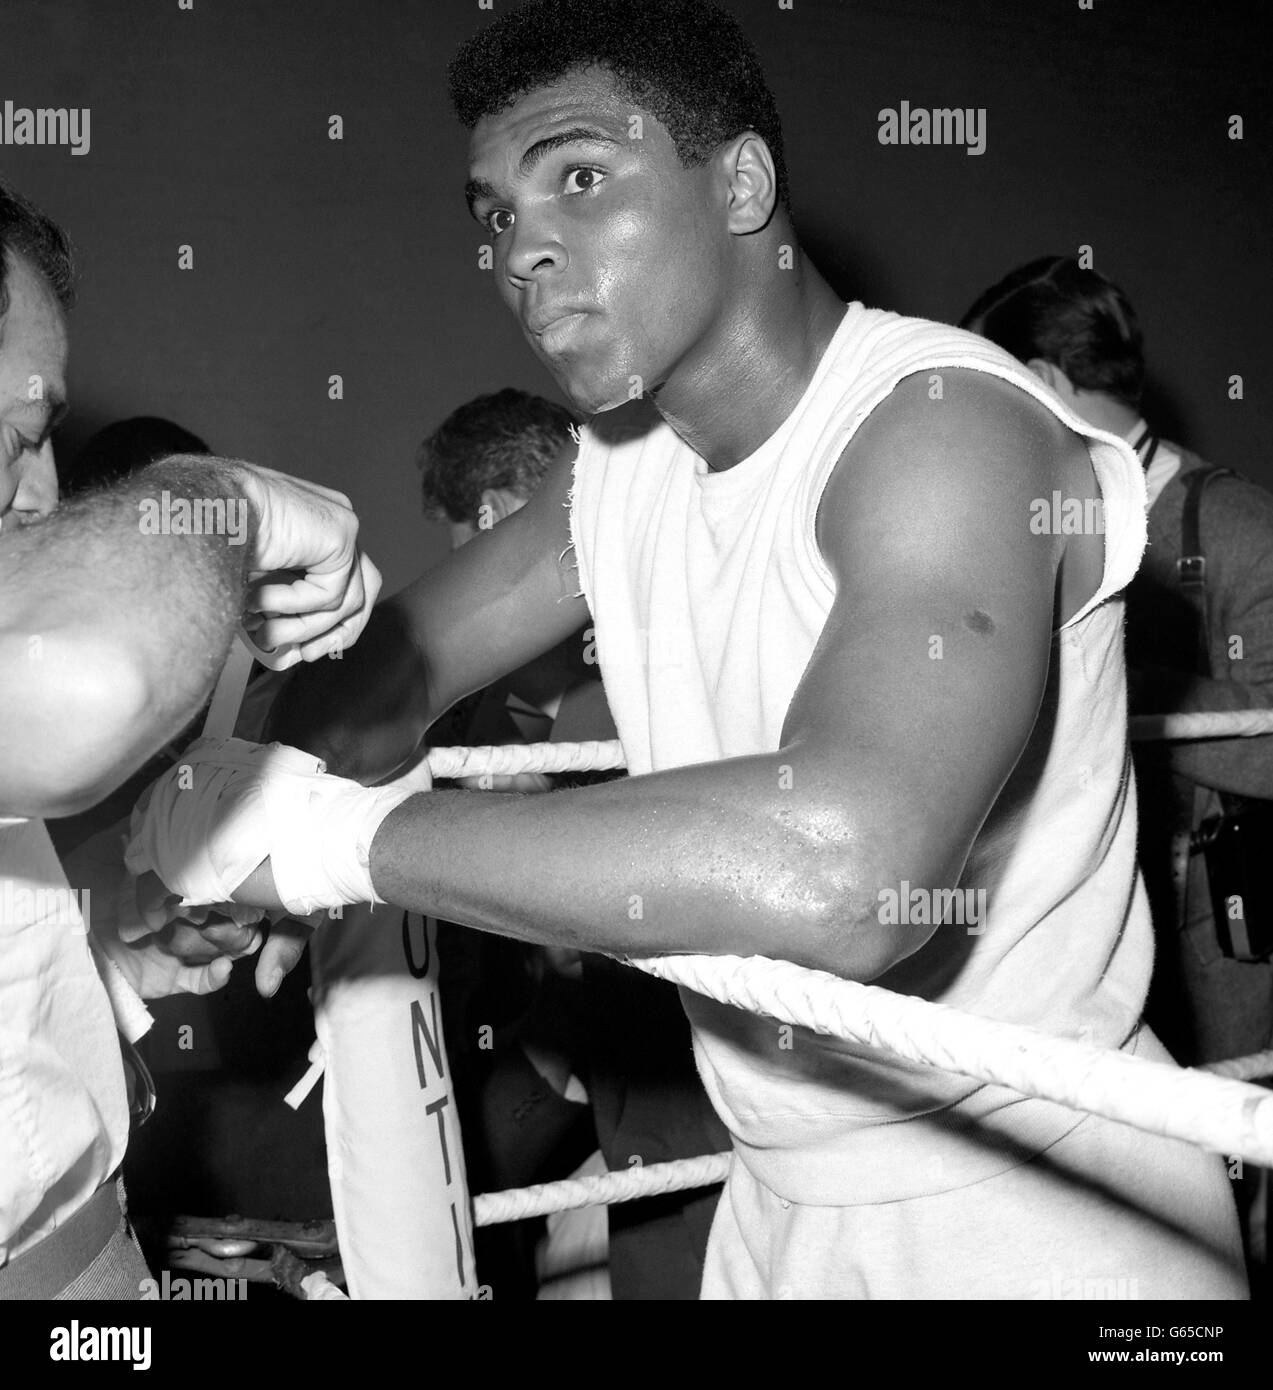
[721,132,778,235]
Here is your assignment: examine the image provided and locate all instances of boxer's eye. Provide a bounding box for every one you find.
[486,208,514,237]
[563,166,605,196]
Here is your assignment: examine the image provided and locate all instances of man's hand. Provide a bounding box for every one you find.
[130,859,319,1000]
[234,463,382,669]
[112,903,263,999]
[62,822,261,999]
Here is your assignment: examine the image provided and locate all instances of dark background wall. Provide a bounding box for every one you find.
[4,0,1269,593]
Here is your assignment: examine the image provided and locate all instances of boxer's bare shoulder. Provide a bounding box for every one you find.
[817,368,1102,627]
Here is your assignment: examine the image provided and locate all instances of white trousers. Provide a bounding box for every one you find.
[702,1034,1248,1301]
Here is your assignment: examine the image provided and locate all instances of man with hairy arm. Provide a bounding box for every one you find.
[0,180,380,1298]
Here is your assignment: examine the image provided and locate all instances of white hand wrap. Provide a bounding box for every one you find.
[125,736,417,916]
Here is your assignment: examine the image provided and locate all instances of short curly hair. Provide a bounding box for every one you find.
[0,180,75,318]
[449,0,790,212]
[960,256,1145,410]
[417,388,578,524]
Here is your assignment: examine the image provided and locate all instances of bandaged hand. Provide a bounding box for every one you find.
[124,735,419,919]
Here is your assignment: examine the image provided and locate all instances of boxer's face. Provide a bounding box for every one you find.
[467,67,730,414]
[0,253,66,529]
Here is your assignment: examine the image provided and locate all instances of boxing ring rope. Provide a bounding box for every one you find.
[473,1153,734,1227]
[1207,1050,1273,1084]
[425,738,629,780]
[1128,709,1273,741]
[422,709,1273,783]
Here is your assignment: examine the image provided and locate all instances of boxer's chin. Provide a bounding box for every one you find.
[553,372,622,414]
[550,362,632,416]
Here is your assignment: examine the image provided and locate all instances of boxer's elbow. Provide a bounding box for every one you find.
[751,817,935,981]
[0,632,152,817]
[780,877,931,981]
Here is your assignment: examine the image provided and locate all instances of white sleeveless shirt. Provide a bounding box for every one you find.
[568,303,1152,1205]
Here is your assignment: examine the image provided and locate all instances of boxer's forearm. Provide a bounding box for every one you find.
[365,760,933,980]
[267,453,591,782]
[0,456,253,814]
[264,598,434,782]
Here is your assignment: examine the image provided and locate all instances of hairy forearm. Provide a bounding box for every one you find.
[0,456,254,811]
[365,757,923,979]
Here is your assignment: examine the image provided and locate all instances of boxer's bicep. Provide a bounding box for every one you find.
[780,375,1062,957]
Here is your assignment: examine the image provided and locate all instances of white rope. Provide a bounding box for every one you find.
[1205,1049,1273,1084]
[1129,709,1273,741]
[420,710,1273,788]
[622,954,1273,1167]
[424,739,627,780]
[473,1152,732,1227]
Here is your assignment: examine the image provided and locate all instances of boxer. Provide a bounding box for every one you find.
[132,0,1247,1300]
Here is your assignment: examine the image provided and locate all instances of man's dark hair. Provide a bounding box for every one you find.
[66,416,211,495]
[418,388,577,524]
[0,180,75,318]
[960,256,1145,410]
[449,0,790,212]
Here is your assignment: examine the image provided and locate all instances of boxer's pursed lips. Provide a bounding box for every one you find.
[526,305,592,337]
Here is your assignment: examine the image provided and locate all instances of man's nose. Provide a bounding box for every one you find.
[504,214,567,289]
[10,440,60,523]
